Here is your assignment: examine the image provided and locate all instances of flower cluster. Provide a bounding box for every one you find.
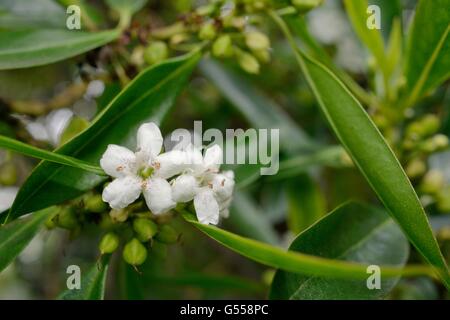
[100,122,235,225]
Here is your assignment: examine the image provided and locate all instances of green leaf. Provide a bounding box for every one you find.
[344,0,386,72]
[270,11,450,288]
[286,174,326,234]
[270,202,409,299]
[0,29,120,70]
[59,256,110,300]
[6,52,200,222]
[404,0,450,105]
[105,0,147,15]
[0,135,105,175]
[369,0,402,40]
[200,59,316,153]
[0,206,56,272]
[181,210,433,280]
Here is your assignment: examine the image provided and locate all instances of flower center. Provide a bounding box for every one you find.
[138,166,154,179]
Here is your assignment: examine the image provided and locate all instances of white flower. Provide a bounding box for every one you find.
[171,144,235,225]
[100,122,186,214]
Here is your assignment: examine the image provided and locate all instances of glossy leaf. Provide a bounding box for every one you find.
[0,29,120,70]
[6,52,200,221]
[0,135,105,175]
[182,210,433,280]
[404,0,450,104]
[270,202,409,299]
[0,207,56,272]
[105,0,147,15]
[271,11,450,287]
[59,256,110,300]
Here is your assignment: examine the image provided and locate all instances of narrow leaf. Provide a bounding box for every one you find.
[0,206,56,272]
[270,202,409,299]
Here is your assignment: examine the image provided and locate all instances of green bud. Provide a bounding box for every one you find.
[99,212,114,230]
[196,4,215,16]
[85,194,107,213]
[0,161,17,186]
[56,207,78,230]
[292,0,323,13]
[144,41,169,65]
[237,51,260,74]
[245,31,270,51]
[45,216,57,230]
[133,218,158,242]
[198,23,217,40]
[407,115,440,140]
[99,232,119,254]
[212,35,233,58]
[431,134,449,150]
[252,49,270,64]
[420,170,445,194]
[60,117,89,145]
[155,225,179,244]
[405,158,426,179]
[123,238,148,266]
[110,209,129,223]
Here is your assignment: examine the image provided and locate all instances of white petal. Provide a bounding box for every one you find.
[100,144,136,178]
[102,176,141,209]
[184,144,205,174]
[203,144,223,171]
[194,188,220,225]
[211,173,235,202]
[220,208,230,219]
[172,174,198,203]
[137,122,163,159]
[154,150,188,179]
[0,187,18,213]
[143,178,176,214]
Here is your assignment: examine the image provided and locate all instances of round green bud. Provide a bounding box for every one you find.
[144,41,169,65]
[420,170,445,194]
[405,158,426,179]
[245,31,270,51]
[45,216,57,230]
[199,23,216,40]
[437,188,450,212]
[212,35,233,58]
[155,225,178,244]
[133,218,158,242]
[420,115,440,136]
[85,194,107,213]
[431,134,449,150]
[99,212,114,230]
[99,232,119,254]
[110,209,129,223]
[0,162,17,186]
[292,0,323,13]
[237,51,260,74]
[123,238,148,266]
[252,49,271,64]
[196,4,215,16]
[56,207,78,230]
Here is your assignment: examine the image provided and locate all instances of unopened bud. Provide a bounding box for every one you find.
[133,218,158,242]
[212,35,233,58]
[245,31,270,51]
[110,209,129,223]
[196,4,215,16]
[56,207,78,230]
[405,158,426,179]
[252,49,271,64]
[437,187,450,212]
[99,232,119,254]
[237,51,260,74]
[0,162,17,186]
[144,41,169,65]
[420,170,445,194]
[155,225,178,244]
[123,238,147,266]
[198,23,216,40]
[85,194,107,213]
[292,0,323,13]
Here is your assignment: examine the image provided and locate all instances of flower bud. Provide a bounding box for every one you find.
[133,218,158,242]
[252,49,271,64]
[0,161,17,186]
[405,158,426,179]
[420,170,445,194]
[237,51,260,74]
[407,115,440,140]
[56,207,78,230]
[144,41,169,65]
[292,0,324,13]
[85,194,108,213]
[155,225,178,244]
[45,216,57,230]
[245,31,270,51]
[110,209,129,223]
[419,134,449,153]
[99,212,114,230]
[196,4,215,16]
[99,232,119,254]
[123,238,147,266]
[437,188,450,212]
[198,23,216,40]
[212,35,233,58]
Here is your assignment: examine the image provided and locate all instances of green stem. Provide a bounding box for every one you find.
[0,135,105,176]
